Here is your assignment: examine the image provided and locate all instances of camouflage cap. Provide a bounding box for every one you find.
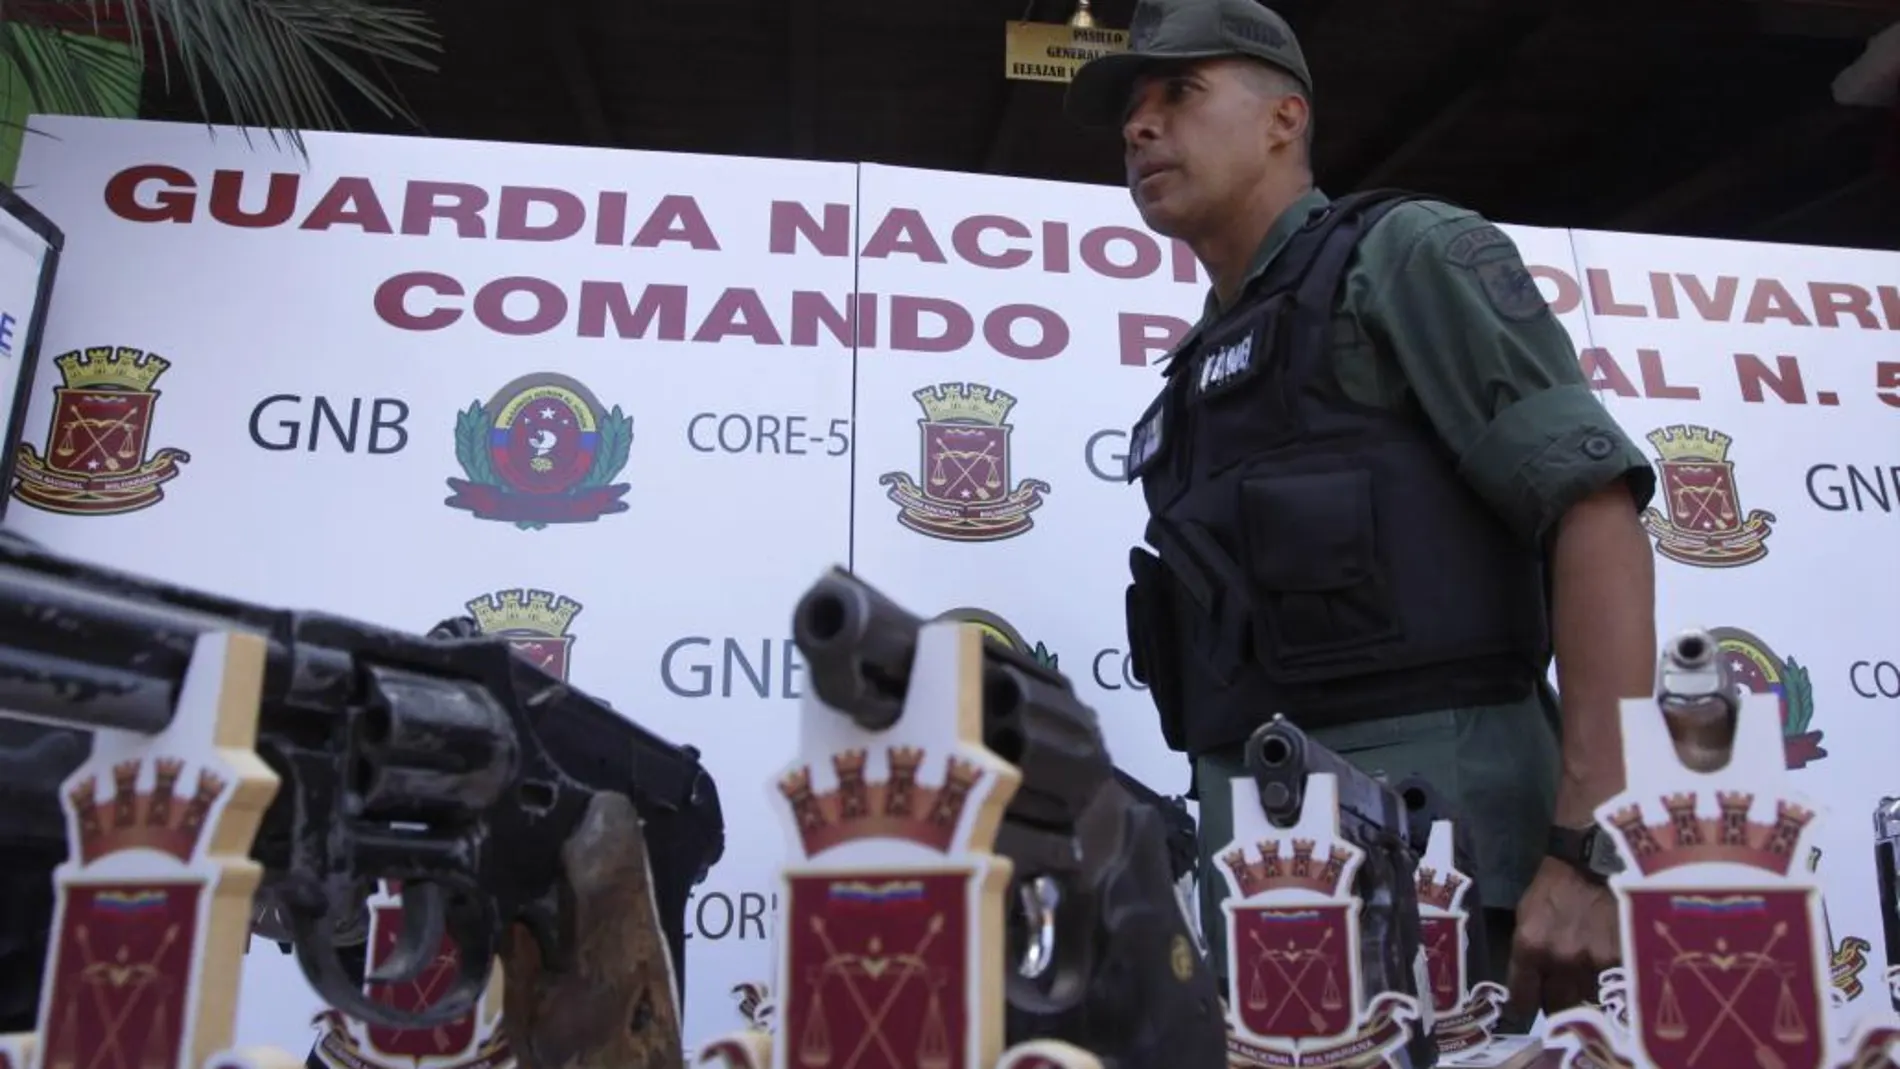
[1064,0,1310,128]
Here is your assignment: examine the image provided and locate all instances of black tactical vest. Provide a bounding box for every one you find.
[1122,190,1551,757]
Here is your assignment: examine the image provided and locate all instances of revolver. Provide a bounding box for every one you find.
[792,568,1228,1069]
[0,528,724,1029]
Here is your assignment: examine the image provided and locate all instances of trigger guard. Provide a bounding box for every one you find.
[287,901,488,1030]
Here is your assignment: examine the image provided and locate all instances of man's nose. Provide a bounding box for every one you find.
[1123,106,1160,149]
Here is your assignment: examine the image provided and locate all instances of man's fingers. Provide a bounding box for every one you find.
[1504,952,1543,1022]
[1540,968,1591,1018]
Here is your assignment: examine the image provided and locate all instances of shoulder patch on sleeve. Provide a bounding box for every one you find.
[1473,259,1548,322]
[1442,223,1515,268]
[1432,219,1550,322]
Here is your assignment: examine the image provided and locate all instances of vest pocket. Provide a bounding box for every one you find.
[1126,547,1188,751]
[1237,468,1402,678]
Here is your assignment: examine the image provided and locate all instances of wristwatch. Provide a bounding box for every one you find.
[1547,824,1625,883]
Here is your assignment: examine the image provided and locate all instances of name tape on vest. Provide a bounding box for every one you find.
[1126,403,1165,481]
[1194,333,1256,398]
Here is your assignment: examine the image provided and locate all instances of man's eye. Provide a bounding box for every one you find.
[1165,79,1194,101]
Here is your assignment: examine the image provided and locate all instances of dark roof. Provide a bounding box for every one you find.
[139,0,1900,250]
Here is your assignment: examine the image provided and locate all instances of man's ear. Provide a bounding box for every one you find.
[1268,93,1310,151]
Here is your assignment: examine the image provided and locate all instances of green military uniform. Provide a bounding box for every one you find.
[1063,0,1659,1023]
[1181,187,1656,987]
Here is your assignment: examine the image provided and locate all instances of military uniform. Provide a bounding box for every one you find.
[1065,0,1657,1021]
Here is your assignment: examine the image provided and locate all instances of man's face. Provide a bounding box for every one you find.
[1121,58,1291,239]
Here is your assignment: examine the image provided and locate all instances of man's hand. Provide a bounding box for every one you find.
[501,791,683,1069]
[1506,857,1620,1019]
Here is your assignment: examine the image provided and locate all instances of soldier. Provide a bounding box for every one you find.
[1065,0,1660,1028]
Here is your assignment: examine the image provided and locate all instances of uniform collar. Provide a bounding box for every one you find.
[1165,186,1331,365]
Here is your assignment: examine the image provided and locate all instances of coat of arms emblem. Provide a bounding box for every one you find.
[1413,820,1510,1056]
[1639,424,1775,568]
[464,587,583,681]
[446,372,633,531]
[698,574,1107,1069]
[1546,630,1900,1069]
[1218,772,1421,1067]
[881,382,1050,542]
[11,346,191,516]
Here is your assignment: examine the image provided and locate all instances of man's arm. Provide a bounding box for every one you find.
[1548,485,1656,824]
[1349,203,1660,816]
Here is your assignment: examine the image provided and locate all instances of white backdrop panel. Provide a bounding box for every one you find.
[1569,226,1900,1031]
[848,162,1210,801]
[11,115,1900,1061]
[9,115,858,1055]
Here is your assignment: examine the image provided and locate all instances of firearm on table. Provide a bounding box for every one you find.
[1248,714,1437,1068]
[0,529,725,1030]
[793,569,1228,1069]
[1875,798,1900,1012]
[1655,628,1741,773]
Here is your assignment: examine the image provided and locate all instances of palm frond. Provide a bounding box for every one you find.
[0,0,444,157]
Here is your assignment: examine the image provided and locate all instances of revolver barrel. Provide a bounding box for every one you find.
[793,568,926,731]
[791,568,1102,817]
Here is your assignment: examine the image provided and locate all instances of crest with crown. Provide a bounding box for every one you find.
[1647,424,1733,465]
[1222,837,1358,900]
[55,346,172,393]
[66,757,225,865]
[466,588,582,636]
[1414,865,1469,914]
[913,382,1018,428]
[778,746,985,856]
[1608,791,1813,878]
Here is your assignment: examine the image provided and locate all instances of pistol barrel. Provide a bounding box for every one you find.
[1247,715,1404,835]
[1657,627,1739,722]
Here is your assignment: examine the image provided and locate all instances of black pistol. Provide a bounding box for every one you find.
[1248,714,1438,1068]
[792,567,1228,1069]
[0,528,725,1030]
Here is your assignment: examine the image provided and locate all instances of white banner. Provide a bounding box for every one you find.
[9,115,1898,1058]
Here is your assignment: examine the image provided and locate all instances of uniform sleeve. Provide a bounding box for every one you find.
[1355,206,1657,544]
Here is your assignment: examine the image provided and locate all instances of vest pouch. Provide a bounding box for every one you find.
[1236,468,1402,680]
[1126,547,1188,752]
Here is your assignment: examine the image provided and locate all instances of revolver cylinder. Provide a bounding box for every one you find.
[983,660,1110,835]
[352,664,519,815]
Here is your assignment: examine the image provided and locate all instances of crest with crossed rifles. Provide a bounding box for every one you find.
[0,633,303,1069]
[1545,662,1900,1069]
[1218,773,1422,1069]
[880,382,1050,543]
[11,346,191,517]
[696,612,1106,1069]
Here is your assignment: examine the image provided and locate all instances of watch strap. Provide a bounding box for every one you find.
[1546,824,1616,882]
